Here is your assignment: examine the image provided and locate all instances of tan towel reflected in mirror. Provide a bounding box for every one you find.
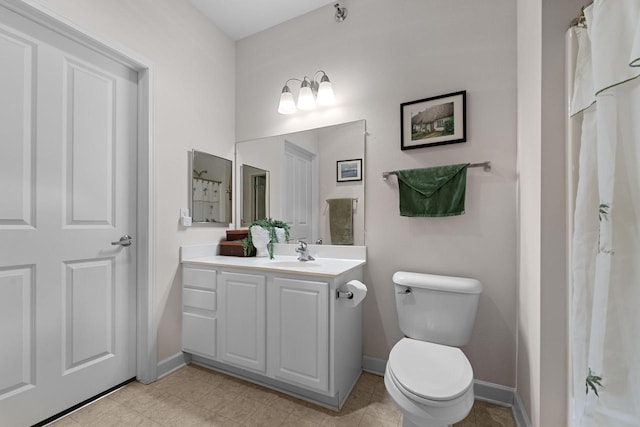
[327,198,354,245]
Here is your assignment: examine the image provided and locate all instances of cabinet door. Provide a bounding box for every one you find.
[220,272,266,372]
[270,277,329,392]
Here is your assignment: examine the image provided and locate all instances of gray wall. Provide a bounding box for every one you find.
[237,0,518,388]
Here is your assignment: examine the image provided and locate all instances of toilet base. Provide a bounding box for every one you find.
[385,367,473,427]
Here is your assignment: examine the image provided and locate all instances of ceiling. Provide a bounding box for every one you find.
[190,0,337,41]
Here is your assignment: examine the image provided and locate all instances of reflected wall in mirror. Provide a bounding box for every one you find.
[240,164,269,226]
[191,150,233,225]
[235,120,365,245]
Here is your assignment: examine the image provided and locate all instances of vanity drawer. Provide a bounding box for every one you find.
[183,267,217,290]
[183,288,217,312]
[183,313,216,358]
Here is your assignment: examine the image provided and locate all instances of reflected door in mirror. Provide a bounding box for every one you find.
[253,175,267,219]
[241,164,269,226]
[283,141,315,242]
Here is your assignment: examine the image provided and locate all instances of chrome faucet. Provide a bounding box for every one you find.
[295,241,315,261]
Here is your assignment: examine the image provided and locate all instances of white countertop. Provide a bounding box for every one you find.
[181,244,366,278]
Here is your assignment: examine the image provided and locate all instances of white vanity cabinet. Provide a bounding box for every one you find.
[180,252,365,410]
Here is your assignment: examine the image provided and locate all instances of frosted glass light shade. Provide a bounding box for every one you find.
[316,80,335,106]
[277,72,336,114]
[278,88,297,114]
[297,83,316,110]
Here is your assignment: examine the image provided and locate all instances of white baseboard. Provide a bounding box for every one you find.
[360,356,530,427]
[362,356,386,375]
[473,379,514,406]
[512,391,532,427]
[156,352,188,379]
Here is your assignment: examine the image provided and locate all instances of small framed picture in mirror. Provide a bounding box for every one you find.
[337,158,363,182]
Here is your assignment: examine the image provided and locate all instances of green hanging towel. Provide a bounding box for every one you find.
[327,198,354,245]
[395,164,469,217]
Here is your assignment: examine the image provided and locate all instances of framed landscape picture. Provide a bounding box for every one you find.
[336,159,362,182]
[400,90,466,150]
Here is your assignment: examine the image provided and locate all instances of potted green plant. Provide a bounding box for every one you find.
[270,219,290,243]
[242,218,290,258]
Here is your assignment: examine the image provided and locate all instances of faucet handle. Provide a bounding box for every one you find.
[295,240,314,261]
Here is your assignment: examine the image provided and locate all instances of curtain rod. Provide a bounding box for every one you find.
[193,177,222,184]
[570,2,592,28]
[382,161,491,181]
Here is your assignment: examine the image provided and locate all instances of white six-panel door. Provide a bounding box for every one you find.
[0,5,137,426]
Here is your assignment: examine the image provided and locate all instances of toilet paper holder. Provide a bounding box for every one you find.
[336,289,354,299]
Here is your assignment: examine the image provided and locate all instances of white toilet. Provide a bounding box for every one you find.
[384,271,483,427]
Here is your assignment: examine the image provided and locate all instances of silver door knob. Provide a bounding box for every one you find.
[111,235,133,247]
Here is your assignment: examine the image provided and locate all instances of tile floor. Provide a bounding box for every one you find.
[49,364,516,427]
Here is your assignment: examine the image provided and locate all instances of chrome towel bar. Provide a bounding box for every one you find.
[382,161,491,180]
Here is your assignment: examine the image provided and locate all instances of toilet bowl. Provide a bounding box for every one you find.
[384,338,474,427]
[384,272,482,427]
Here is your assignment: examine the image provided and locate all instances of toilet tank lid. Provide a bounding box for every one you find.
[393,271,483,294]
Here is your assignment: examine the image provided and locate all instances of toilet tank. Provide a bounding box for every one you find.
[393,271,483,347]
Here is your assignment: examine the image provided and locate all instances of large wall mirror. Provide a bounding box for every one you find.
[235,120,365,245]
[191,150,233,225]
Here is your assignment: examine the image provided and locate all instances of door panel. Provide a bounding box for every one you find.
[0,6,137,425]
[283,142,314,242]
[0,265,35,398]
[63,259,115,372]
[0,28,35,228]
[64,59,116,226]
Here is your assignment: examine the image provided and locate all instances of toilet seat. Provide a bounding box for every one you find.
[387,338,473,404]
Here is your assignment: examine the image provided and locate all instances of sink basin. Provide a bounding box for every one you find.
[267,260,318,268]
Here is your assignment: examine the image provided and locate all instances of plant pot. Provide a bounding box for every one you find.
[250,225,271,257]
[275,227,287,243]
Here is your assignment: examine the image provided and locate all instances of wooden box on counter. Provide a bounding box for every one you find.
[219,240,255,257]
[225,229,249,241]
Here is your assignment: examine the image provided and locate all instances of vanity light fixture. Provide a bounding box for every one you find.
[277,70,336,114]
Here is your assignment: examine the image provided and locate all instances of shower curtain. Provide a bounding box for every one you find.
[570,1,640,425]
[192,178,220,222]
